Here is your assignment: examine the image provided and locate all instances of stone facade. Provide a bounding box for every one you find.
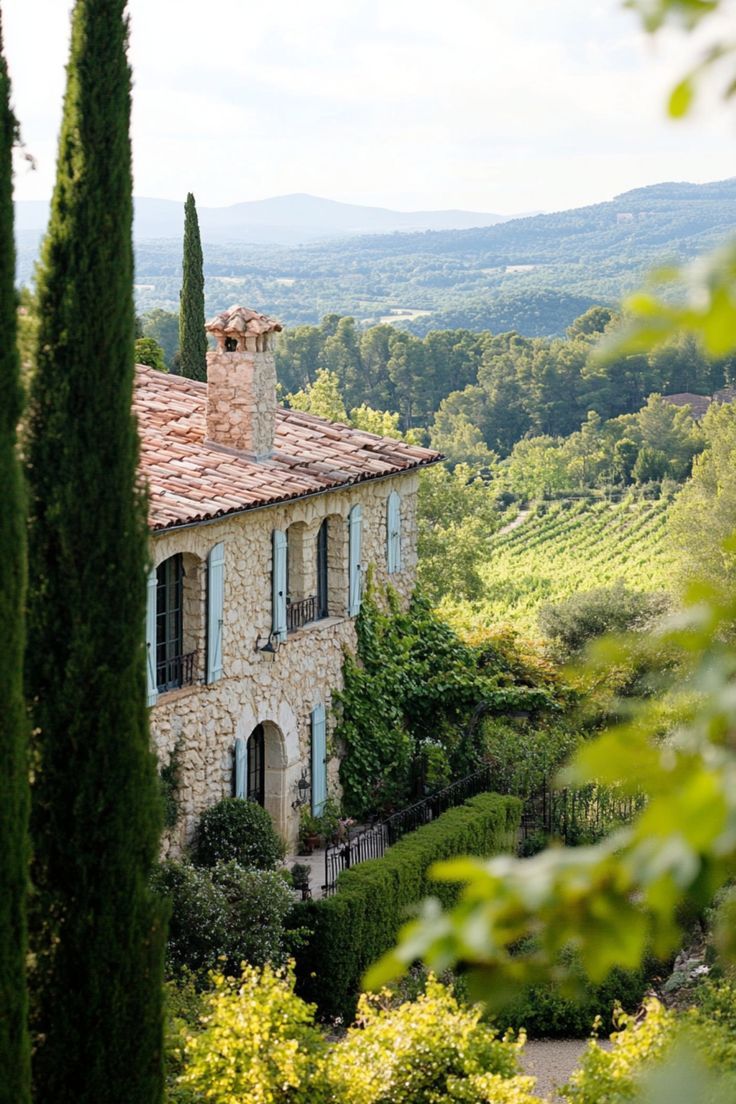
[150,470,420,855]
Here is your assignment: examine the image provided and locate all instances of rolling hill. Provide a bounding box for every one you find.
[16,178,736,337]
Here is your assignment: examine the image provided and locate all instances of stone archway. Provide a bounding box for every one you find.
[244,720,288,839]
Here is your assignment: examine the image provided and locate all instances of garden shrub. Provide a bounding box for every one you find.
[164,969,206,1104]
[294,792,521,1021]
[538,581,669,658]
[191,796,286,869]
[179,963,329,1104]
[325,976,539,1104]
[500,944,663,1038]
[561,994,736,1103]
[176,967,543,1104]
[481,719,579,799]
[153,859,294,976]
[561,998,676,1104]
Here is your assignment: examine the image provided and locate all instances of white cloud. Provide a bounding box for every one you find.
[5,0,735,210]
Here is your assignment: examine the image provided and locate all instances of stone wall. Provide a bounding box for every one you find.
[150,470,420,855]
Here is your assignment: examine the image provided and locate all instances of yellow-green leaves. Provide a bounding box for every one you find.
[179,964,328,1104]
[668,75,695,116]
[626,0,719,35]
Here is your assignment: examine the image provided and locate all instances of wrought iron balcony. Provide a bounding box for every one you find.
[286,594,318,632]
[156,650,197,692]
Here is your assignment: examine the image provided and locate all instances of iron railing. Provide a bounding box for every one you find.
[287,595,318,632]
[519,778,644,850]
[156,650,197,692]
[323,765,643,895]
[323,763,495,895]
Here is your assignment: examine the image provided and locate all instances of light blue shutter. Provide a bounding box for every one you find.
[146,565,158,707]
[234,737,247,799]
[207,542,225,683]
[387,491,401,574]
[272,530,287,640]
[311,704,327,816]
[348,505,362,616]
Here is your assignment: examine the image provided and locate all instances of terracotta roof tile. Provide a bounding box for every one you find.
[134,365,443,532]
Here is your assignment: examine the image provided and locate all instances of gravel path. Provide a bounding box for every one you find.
[521,1038,609,1100]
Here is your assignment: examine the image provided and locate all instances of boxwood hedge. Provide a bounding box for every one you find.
[293,792,521,1021]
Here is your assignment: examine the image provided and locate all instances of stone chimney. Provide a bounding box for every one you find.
[205,305,283,459]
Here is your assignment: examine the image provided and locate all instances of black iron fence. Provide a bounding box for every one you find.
[521,780,644,846]
[322,764,644,895]
[323,764,495,895]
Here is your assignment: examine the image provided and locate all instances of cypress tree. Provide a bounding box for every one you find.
[0,10,30,1103]
[25,2,165,1101]
[178,192,207,380]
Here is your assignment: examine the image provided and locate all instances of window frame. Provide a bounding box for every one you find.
[247,724,265,805]
[316,518,329,619]
[156,553,185,691]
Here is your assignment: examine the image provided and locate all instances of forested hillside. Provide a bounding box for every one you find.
[264,309,735,463]
[17,178,736,338]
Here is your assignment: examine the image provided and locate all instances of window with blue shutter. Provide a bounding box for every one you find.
[145,565,158,707]
[207,542,225,683]
[272,529,288,640]
[233,737,247,799]
[311,703,327,816]
[348,505,362,616]
[387,491,401,574]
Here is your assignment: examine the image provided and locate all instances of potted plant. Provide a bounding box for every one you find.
[317,796,342,845]
[298,807,322,855]
[290,862,312,901]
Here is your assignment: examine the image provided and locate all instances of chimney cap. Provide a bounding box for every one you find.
[206,304,283,339]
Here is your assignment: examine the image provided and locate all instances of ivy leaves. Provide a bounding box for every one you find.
[335,582,558,818]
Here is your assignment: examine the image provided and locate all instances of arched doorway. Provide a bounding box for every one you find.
[242,720,287,838]
[246,724,265,805]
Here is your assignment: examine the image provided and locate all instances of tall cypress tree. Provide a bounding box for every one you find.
[0,10,30,1104]
[178,192,207,380]
[25,2,165,1101]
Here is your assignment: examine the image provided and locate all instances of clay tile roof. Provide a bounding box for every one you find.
[205,304,283,338]
[660,392,712,420]
[133,365,443,532]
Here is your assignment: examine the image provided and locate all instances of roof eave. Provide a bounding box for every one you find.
[149,452,445,536]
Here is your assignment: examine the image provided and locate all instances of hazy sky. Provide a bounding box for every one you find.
[5,0,735,213]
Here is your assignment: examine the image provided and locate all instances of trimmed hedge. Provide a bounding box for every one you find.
[293,792,521,1021]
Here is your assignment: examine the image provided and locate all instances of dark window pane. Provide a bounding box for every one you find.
[155,554,184,690]
[247,725,265,805]
[317,519,329,619]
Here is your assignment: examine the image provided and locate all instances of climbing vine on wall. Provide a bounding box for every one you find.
[334,580,560,818]
[159,738,184,829]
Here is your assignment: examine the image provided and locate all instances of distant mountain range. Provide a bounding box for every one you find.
[14,192,521,244]
[15,178,736,339]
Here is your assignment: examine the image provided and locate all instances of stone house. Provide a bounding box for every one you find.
[136,305,441,852]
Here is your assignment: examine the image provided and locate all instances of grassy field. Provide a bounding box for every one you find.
[468,497,677,635]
